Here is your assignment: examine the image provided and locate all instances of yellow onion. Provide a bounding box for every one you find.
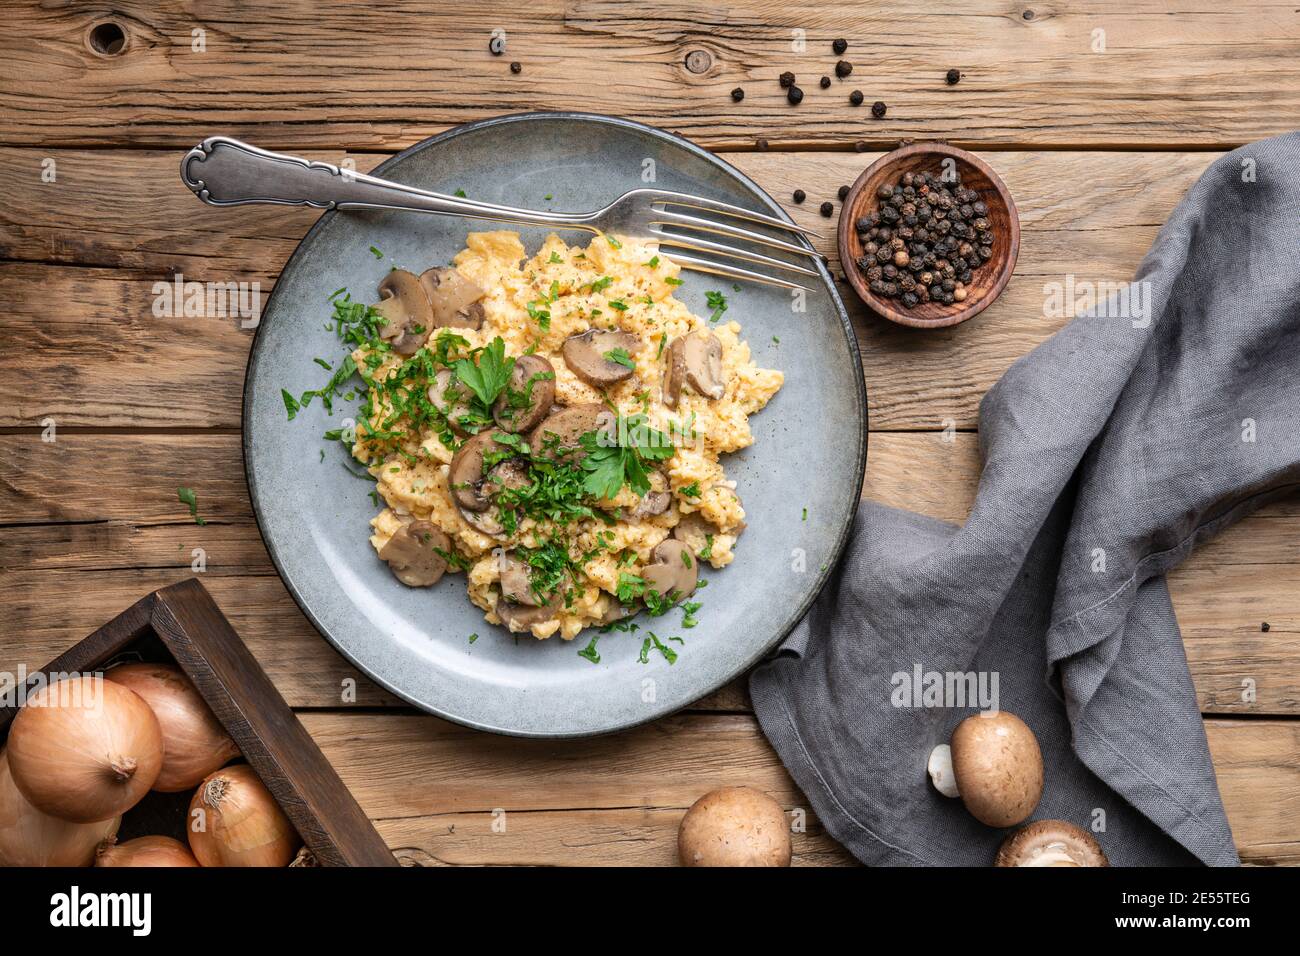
[96,835,199,868]
[105,663,239,792]
[8,675,163,822]
[0,749,121,866]
[187,764,300,867]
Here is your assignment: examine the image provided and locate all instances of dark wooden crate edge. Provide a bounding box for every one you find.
[0,579,397,867]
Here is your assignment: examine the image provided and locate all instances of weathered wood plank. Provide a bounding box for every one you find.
[3,2,1298,149]
[2,433,1296,714]
[299,712,1299,866]
[0,149,1217,430]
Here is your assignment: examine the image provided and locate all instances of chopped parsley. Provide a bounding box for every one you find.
[638,632,677,664]
[369,245,383,259]
[177,487,206,526]
[705,290,728,323]
[604,348,635,369]
[578,634,601,663]
[679,481,701,498]
[548,251,563,264]
[579,414,674,500]
[606,235,622,249]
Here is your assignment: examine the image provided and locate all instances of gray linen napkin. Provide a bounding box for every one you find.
[751,133,1300,866]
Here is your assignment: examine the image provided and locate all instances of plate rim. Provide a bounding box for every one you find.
[241,110,869,737]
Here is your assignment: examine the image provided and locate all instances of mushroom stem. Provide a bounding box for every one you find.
[927,744,960,798]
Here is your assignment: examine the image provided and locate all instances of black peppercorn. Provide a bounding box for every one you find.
[731,87,745,102]
[946,68,961,85]
[819,201,834,217]
[833,38,848,55]
[871,100,887,118]
[793,189,806,204]
[779,71,796,89]
[787,85,804,105]
[835,60,853,78]
[837,185,850,201]
[510,61,522,74]
[756,137,769,150]
[1262,622,1271,632]
[849,90,863,106]
[820,75,831,89]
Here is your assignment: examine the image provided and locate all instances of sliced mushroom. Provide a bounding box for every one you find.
[995,821,1109,868]
[528,402,612,462]
[492,354,555,433]
[499,552,545,606]
[641,538,698,602]
[599,599,636,625]
[632,470,671,518]
[448,430,514,511]
[562,329,639,387]
[418,266,486,329]
[496,599,558,633]
[378,520,450,587]
[428,368,475,433]
[457,503,504,538]
[663,331,725,407]
[374,270,435,356]
[485,458,532,497]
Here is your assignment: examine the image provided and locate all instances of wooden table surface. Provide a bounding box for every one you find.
[3,1,1299,866]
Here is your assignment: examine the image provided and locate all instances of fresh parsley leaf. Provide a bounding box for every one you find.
[454,337,515,407]
[604,347,635,369]
[646,256,659,268]
[369,245,383,259]
[606,235,622,249]
[548,251,563,264]
[588,276,613,293]
[177,487,206,526]
[454,188,467,198]
[281,389,300,420]
[705,290,728,323]
[664,276,683,286]
[578,634,601,663]
[525,299,552,331]
[608,299,629,312]
[680,481,701,498]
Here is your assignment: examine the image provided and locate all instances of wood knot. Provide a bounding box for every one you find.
[86,20,128,57]
[683,49,713,74]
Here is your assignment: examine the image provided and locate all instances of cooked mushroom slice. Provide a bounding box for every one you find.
[599,599,636,625]
[457,503,505,538]
[562,329,639,388]
[641,538,698,602]
[663,331,725,407]
[448,430,514,511]
[498,553,547,606]
[418,266,486,329]
[378,520,451,587]
[995,821,1109,868]
[428,368,476,433]
[485,458,532,497]
[632,470,671,518]
[374,270,435,356]
[496,599,558,633]
[528,402,612,462]
[492,354,556,433]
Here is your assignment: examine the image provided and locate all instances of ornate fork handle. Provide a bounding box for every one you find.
[179,136,591,230]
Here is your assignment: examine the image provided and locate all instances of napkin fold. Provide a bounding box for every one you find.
[752,133,1300,866]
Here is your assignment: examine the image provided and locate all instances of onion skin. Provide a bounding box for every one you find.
[105,663,240,793]
[96,835,199,868]
[187,764,301,867]
[0,750,121,867]
[8,676,163,823]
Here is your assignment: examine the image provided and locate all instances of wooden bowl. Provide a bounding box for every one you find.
[838,143,1019,329]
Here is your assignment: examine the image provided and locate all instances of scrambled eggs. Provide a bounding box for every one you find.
[354,231,782,640]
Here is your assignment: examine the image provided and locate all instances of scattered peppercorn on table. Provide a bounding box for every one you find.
[3,1,1299,866]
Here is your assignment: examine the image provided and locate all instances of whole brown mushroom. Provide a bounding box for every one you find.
[995,820,1109,867]
[678,786,791,867]
[928,711,1043,827]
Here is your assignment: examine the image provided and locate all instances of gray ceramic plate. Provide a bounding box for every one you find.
[244,112,866,737]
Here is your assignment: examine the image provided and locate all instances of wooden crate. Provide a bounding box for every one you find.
[0,578,396,867]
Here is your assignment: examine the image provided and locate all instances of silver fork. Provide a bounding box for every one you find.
[180,136,821,290]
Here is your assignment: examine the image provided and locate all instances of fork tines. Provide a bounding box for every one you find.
[644,190,823,291]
